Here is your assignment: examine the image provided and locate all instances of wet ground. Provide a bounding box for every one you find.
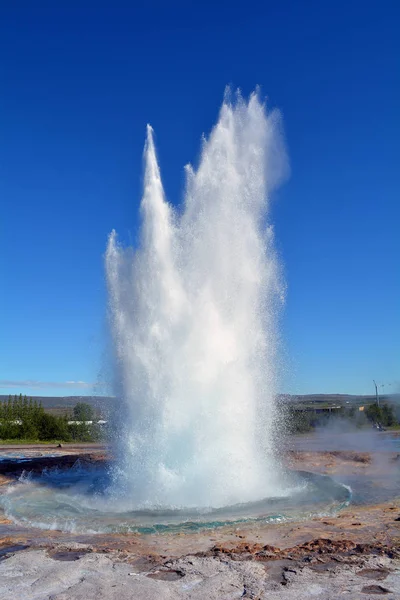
[0,432,399,599]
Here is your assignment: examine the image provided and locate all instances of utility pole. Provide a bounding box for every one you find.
[373,379,380,407]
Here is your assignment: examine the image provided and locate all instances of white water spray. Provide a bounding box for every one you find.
[106,91,288,509]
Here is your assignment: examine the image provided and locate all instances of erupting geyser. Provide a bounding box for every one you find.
[106,90,288,509]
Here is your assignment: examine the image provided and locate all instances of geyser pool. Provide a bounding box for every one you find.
[106,90,288,509]
[0,463,351,534]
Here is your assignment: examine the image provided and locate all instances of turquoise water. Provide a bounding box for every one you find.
[0,463,351,534]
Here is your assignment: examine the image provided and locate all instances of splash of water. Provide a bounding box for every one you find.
[105,91,288,509]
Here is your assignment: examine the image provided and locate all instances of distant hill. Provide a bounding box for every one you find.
[0,395,115,408]
[282,394,376,404]
[279,393,400,407]
[1,393,398,411]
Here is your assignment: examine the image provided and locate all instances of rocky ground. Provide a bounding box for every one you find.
[1,542,399,599]
[0,439,399,599]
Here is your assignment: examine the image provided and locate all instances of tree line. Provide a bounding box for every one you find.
[0,395,106,442]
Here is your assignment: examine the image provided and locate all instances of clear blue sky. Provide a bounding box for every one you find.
[0,1,399,397]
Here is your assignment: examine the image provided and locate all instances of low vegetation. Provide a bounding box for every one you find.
[1,394,398,442]
[286,402,399,433]
[0,395,106,443]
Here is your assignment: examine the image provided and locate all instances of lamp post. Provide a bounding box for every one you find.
[373,380,380,407]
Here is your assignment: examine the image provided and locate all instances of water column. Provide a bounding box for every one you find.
[106,91,288,509]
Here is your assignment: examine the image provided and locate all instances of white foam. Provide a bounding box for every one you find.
[106,90,288,509]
